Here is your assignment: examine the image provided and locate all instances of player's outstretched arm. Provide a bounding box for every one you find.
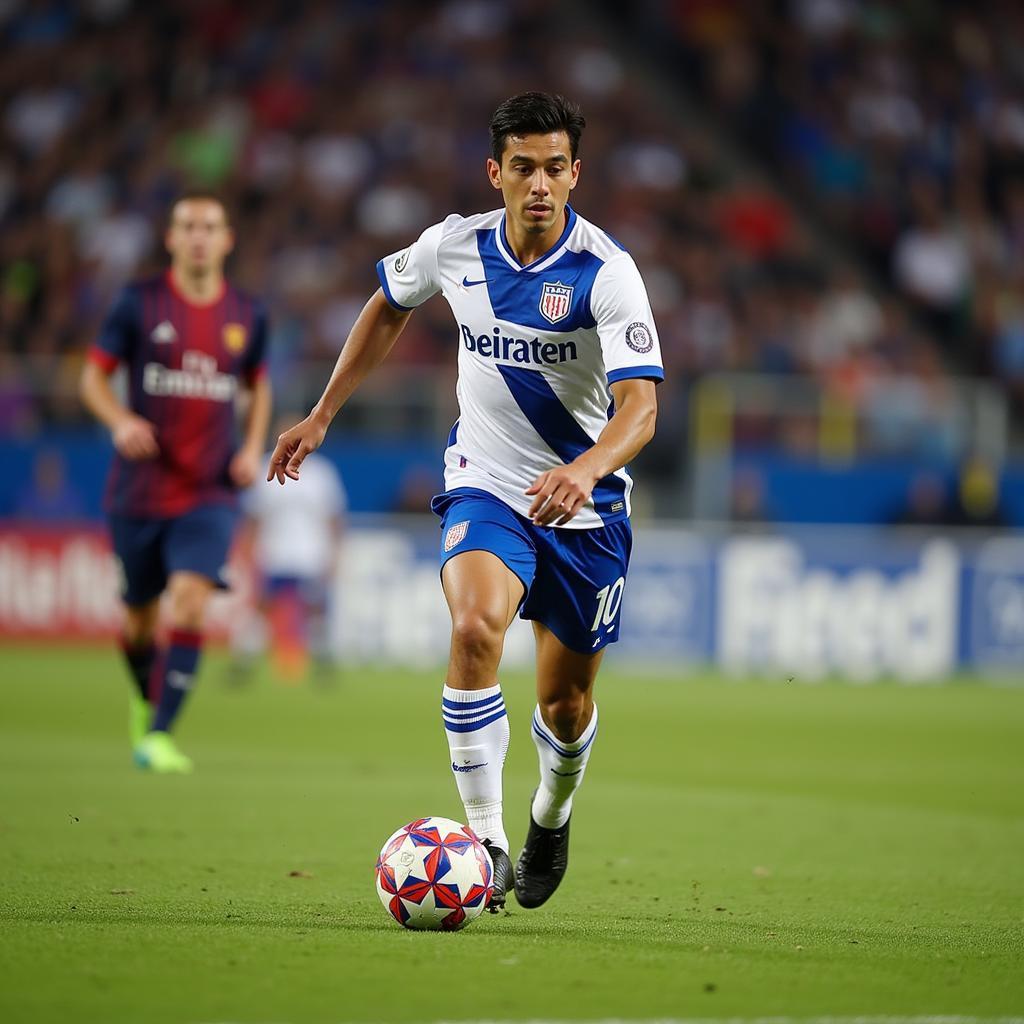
[267,290,412,484]
[527,377,657,527]
[79,360,159,461]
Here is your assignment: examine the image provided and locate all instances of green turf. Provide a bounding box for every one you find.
[0,646,1022,1023]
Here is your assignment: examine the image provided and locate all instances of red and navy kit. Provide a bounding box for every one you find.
[88,271,268,519]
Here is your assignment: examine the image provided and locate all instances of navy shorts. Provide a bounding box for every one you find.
[108,503,238,607]
[431,487,632,654]
[263,574,328,609]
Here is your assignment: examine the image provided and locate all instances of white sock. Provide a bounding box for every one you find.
[442,683,510,852]
[530,704,598,829]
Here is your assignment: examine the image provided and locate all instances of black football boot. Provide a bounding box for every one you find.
[483,839,512,912]
[513,797,570,909]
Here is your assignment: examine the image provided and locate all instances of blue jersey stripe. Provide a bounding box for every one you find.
[476,230,603,334]
[496,364,626,523]
[607,365,665,385]
[375,260,413,311]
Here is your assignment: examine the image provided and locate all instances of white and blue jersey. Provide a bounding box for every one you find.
[376,205,664,530]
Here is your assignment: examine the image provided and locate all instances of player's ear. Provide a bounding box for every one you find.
[486,157,502,191]
[224,227,236,256]
[570,159,581,190]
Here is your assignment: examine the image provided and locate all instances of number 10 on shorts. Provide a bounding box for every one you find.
[592,577,625,632]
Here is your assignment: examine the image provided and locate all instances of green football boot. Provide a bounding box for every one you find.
[133,731,194,774]
[129,694,151,749]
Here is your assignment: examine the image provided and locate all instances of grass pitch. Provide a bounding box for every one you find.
[0,646,1022,1023]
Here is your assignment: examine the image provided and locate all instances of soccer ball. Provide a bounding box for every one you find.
[374,816,493,930]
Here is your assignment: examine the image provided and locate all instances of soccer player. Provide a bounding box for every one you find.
[233,412,347,682]
[80,194,272,773]
[268,93,662,910]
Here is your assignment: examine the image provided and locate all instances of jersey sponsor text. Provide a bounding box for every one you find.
[460,323,578,366]
[142,351,238,402]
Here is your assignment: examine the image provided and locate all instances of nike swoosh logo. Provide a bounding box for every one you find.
[551,767,583,777]
[462,276,490,288]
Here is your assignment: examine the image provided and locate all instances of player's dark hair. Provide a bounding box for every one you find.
[489,93,585,163]
[169,192,231,226]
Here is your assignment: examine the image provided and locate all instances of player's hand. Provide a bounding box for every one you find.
[229,445,262,488]
[267,413,328,484]
[112,414,159,461]
[525,462,599,527]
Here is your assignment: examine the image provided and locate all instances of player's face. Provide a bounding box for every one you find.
[166,200,234,274]
[487,132,580,236]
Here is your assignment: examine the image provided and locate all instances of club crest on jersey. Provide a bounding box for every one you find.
[444,520,469,552]
[625,321,654,353]
[539,281,573,324]
[223,322,247,353]
[150,320,177,344]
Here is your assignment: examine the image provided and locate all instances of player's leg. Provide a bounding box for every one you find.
[138,504,235,773]
[108,515,167,749]
[300,575,335,682]
[441,549,523,908]
[433,489,537,911]
[149,569,216,733]
[514,517,632,908]
[515,623,602,908]
[532,622,602,823]
[123,599,161,745]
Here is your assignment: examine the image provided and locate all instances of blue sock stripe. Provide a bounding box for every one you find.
[442,703,506,727]
[441,691,503,711]
[442,707,508,734]
[531,713,598,759]
[441,694,504,717]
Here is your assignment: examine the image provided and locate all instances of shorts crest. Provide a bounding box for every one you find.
[444,520,469,552]
[539,281,573,324]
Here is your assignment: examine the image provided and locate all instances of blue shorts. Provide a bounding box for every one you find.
[263,574,328,609]
[108,503,238,607]
[431,487,632,654]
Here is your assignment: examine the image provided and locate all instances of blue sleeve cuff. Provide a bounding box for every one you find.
[607,365,664,385]
[375,260,414,312]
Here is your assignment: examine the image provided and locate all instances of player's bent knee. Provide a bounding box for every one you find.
[539,694,591,743]
[449,609,505,663]
[167,576,213,631]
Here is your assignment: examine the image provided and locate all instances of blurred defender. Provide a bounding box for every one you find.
[80,195,272,773]
[268,94,662,910]
[234,415,347,682]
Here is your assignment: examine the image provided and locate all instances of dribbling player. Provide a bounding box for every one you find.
[269,94,662,909]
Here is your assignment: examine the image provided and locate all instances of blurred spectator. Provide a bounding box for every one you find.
[13,448,86,522]
[891,469,949,527]
[945,455,1008,528]
[1,0,1020,503]
[730,465,773,524]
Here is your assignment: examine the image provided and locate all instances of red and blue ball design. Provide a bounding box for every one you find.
[375,816,493,931]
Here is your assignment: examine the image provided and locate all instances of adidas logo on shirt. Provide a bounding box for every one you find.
[151,320,178,344]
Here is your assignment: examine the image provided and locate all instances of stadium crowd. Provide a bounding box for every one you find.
[1,0,1020,474]
[616,0,1024,415]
